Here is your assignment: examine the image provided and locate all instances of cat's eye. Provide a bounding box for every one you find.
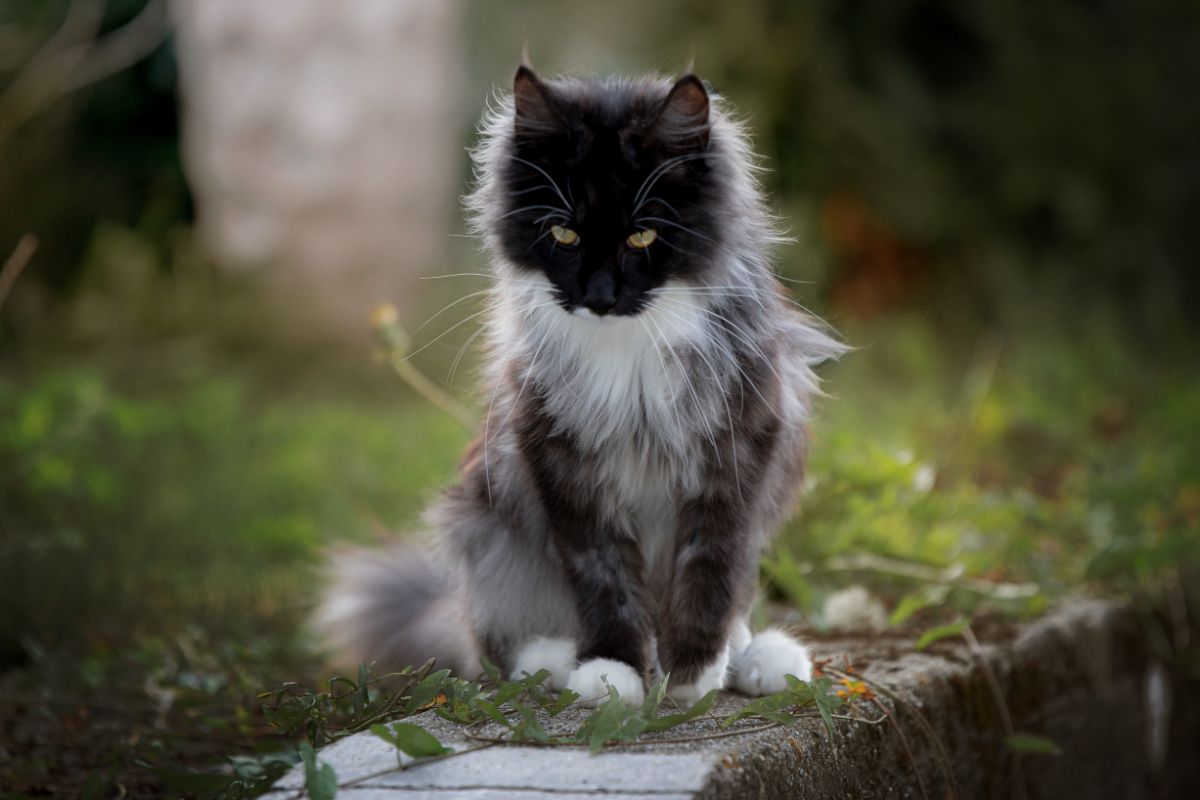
[626,228,658,249]
[550,225,579,245]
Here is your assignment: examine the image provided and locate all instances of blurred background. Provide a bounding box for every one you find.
[2,0,1198,796]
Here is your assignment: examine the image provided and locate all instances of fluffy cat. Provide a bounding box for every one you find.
[316,66,847,706]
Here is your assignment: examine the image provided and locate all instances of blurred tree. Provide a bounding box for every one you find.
[666,0,1200,342]
[0,0,183,290]
[171,0,464,343]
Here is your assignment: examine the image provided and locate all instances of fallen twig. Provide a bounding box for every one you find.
[0,234,37,311]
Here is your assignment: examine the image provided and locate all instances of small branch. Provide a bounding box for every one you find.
[59,0,169,94]
[873,697,930,800]
[461,720,784,749]
[386,351,477,432]
[961,625,1029,800]
[821,553,1040,601]
[0,234,38,311]
[371,304,477,432]
[828,667,961,800]
[0,0,171,153]
[338,743,497,790]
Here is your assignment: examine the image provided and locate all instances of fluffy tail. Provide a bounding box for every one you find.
[312,542,479,677]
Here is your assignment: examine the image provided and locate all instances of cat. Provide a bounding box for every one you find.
[315,65,847,706]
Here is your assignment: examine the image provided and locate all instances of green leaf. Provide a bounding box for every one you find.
[639,676,669,719]
[370,722,453,758]
[472,698,514,728]
[328,676,360,718]
[575,689,638,754]
[915,619,968,650]
[492,680,527,705]
[511,701,550,742]
[644,689,717,732]
[263,697,316,735]
[724,689,792,726]
[805,678,845,743]
[548,687,580,716]
[519,668,553,688]
[356,663,371,715]
[889,584,951,625]
[298,741,338,800]
[1005,733,1062,755]
[480,657,503,684]
[404,669,451,714]
[614,714,649,742]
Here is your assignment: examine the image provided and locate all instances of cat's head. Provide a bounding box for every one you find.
[493,67,724,318]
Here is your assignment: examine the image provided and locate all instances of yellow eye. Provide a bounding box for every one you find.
[626,228,658,249]
[550,225,579,245]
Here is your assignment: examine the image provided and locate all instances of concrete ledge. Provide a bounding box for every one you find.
[268,599,1198,799]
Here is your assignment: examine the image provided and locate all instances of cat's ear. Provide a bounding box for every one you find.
[513,65,566,141]
[649,74,710,152]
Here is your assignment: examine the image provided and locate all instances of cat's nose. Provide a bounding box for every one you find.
[582,271,618,315]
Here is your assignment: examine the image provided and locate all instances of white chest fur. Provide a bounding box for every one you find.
[494,276,714,572]
[517,279,711,447]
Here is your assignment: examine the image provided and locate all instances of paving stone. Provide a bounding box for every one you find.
[268,600,1200,799]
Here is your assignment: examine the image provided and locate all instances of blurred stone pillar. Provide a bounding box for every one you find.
[171,0,462,342]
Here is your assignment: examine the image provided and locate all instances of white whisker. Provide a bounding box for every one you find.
[633,152,710,211]
[447,324,486,387]
[644,314,720,463]
[635,216,714,242]
[649,302,742,501]
[510,156,575,212]
[421,272,494,281]
[499,204,571,221]
[412,289,491,336]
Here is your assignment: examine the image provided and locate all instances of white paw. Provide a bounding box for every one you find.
[565,658,645,707]
[732,628,812,695]
[667,645,729,705]
[509,637,577,691]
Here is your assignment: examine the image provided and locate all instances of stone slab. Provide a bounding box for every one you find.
[267,599,1200,799]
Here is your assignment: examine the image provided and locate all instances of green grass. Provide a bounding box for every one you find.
[774,315,1199,624]
[0,314,1196,797]
[0,365,470,660]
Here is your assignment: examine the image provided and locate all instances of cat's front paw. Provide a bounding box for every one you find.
[566,658,645,707]
[732,629,812,695]
[666,646,729,705]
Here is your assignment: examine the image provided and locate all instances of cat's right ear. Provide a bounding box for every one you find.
[648,74,710,153]
[513,65,565,141]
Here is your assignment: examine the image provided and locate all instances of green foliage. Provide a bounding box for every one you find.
[0,368,468,660]
[767,316,1200,627]
[725,675,846,744]
[890,585,952,626]
[370,723,452,759]
[1004,733,1062,756]
[915,620,968,651]
[298,742,337,800]
[259,662,453,748]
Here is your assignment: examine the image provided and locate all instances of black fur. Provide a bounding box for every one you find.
[499,69,720,316]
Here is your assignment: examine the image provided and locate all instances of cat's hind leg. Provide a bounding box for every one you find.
[509,636,577,690]
[730,626,813,695]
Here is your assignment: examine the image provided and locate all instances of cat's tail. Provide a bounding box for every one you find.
[312,541,480,677]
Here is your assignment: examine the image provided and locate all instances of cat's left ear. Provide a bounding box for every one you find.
[649,74,710,152]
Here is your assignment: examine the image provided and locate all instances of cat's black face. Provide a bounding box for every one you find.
[497,68,720,317]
